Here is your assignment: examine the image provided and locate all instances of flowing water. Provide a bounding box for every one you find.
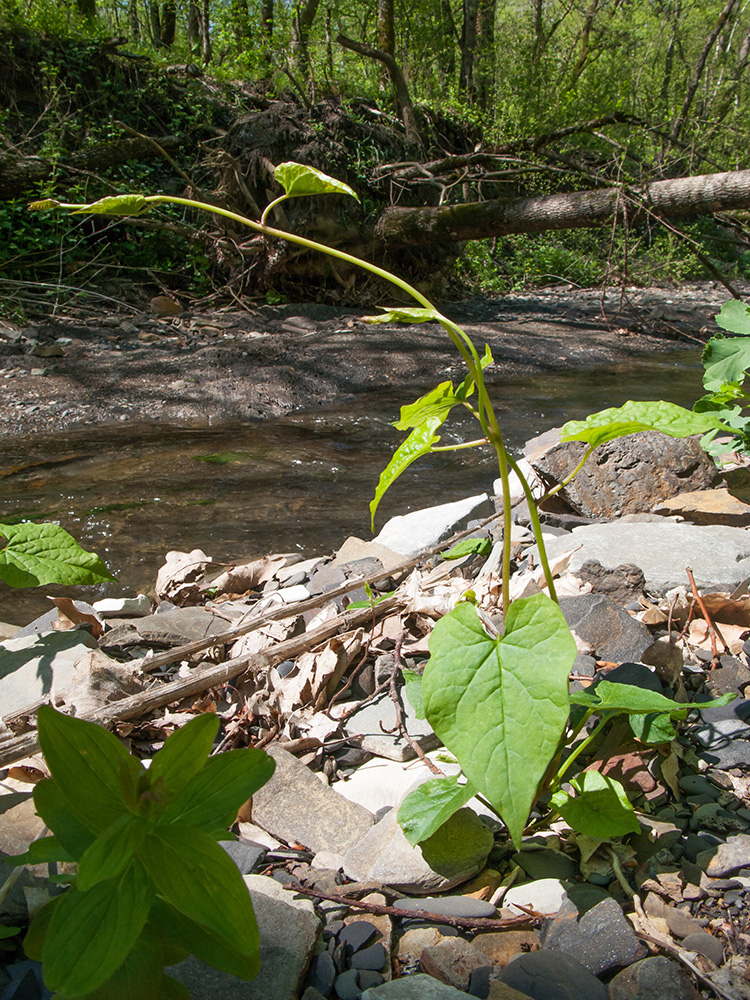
[0,350,704,625]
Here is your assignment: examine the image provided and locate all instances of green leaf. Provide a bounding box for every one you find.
[69,195,149,216]
[560,400,732,449]
[369,417,444,530]
[159,976,194,1000]
[77,814,149,891]
[550,771,640,839]
[715,299,750,335]
[23,896,61,961]
[33,780,96,859]
[629,712,677,743]
[70,929,165,1000]
[569,680,689,717]
[422,595,575,848]
[42,859,153,996]
[139,827,259,980]
[0,926,20,939]
[347,589,395,609]
[455,344,493,401]
[37,706,132,834]
[151,898,260,979]
[0,522,116,588]
[159,747,275,831]
[274,162,359,201]
[442,537,493,560]
[149,714,219,799]
[402,669,425,719]
[28,199,62,211]
[393,382,463,431]
[397,775,477,846]
[3,833,74,867]
[702,336,750,391]
[362,306,440,325]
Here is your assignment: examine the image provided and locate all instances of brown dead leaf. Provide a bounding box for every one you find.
[7,765,47,784]
[63,650,144,715]
[155,548,212,605]
[48,597,104,638]
[687,618,748,655]
[207,554,287,596]
[273,628,364,714]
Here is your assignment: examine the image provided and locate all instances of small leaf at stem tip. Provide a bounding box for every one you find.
[442,537,493,560]
[560,399,733,448]
[369,417,443,530]
[28,199,62,211]
[69,195,150,216]
[274,162,359,201]
[393,381,460,430]
[362,307,440,325]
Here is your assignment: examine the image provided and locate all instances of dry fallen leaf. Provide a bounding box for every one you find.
[273,628,364,714]
[155,548,212,605]
[207,554,288,596]
[48,597,104,638]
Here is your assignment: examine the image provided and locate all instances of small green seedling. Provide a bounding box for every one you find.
[7,707,275,999]
[31,165,736,855]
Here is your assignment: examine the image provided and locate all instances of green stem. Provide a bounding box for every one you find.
[504,453,558,603]
[261,193,291,226]
[551,713,612,791]
[539,444,596,505]
[431,438,488,452]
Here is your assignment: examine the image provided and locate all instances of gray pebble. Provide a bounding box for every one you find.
[682,931,724,966]
[334,968,361,1000]
[350,943,387,972]
[357,971,384,991]
[338,921,378,953]
[394,896,497,918]
[307,951,337,994]
[501,950,608,999]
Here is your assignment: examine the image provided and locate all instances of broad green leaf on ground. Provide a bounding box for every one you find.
[369,418,444,530]
[37,707,131,833]
[69,195,150,216]
[393,382,463,431]
[422,595,575,848]
[42,860,153,996]
[629,712,677,743]
[151,898,260,980]
[77,814,148,891]
[158,748,275,831]
[702,335,750,391]
[0,522,116,588]
[715,299,750,335]
[398,775,477,846]
[571,680,734,716]
[149,714,219,799]
[140,827,259,979]
[402,669,425,718]
[33,780,96,859]
[362,307,440,325]
[560,400,732,448]
[550,771,640,839]
[442,537,493,560]
[274,162,359,201]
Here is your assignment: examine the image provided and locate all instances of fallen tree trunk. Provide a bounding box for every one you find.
[374,168,750,249]
[0,135,181,199]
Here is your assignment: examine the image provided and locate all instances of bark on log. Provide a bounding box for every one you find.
[0,136,181,199]
[375,168,750,249]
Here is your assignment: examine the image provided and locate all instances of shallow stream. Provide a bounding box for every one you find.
[0,350,704,625]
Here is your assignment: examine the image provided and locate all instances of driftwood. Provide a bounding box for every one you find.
[0,136,181,199]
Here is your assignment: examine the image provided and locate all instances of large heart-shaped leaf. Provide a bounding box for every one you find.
[274,162,359,201]
[560,400,732,448]
[0,522,115,588]
[422,595,575,847]
[398,775,477,846]
[702,335,750,391]
[715,299,750,335]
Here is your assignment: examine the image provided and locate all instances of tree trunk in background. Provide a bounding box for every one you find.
[440,0,457,81]
[291,0,322,78]
[261,0,273,39]
[230,0,252,51]
[670,0,739,140]
[187,1,200,51]
[149,2,162,46]
[199,0,212,63]
[458,0,480,96]
[377,0,395,90]
[475,0,495,106]
[375,168,750,248]
[75,0,96,20]
[337,34,424,153]
[160,0,176,46]
[128,0,141,39]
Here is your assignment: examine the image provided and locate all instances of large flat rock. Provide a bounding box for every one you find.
[530,521,750,592]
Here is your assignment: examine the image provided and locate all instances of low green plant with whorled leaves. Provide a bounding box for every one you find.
[7,707,274,999]
[31,165,735,856]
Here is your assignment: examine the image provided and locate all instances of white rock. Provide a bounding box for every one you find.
[503,878,570,916]
[373,494,490,557]
[93,594,152,617]
[0,630,98,716]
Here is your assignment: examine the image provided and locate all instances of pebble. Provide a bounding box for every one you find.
[335,968,363,999]
[500,949,608,1000]
[397,927,453,964]
[350,944,387,971]
[394,896,497,918]
[470,930,541,968]
[360,974,477,998]
[697,833,750,875]
[542,897,640,974]
[503,878,570,915]
[681,931,724,966]
[339,921,379,954]
[306,952,336,995]
[608,956,700,999]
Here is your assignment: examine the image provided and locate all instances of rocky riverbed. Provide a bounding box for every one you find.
[0,282,739,439]
[2,408,750,1000]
